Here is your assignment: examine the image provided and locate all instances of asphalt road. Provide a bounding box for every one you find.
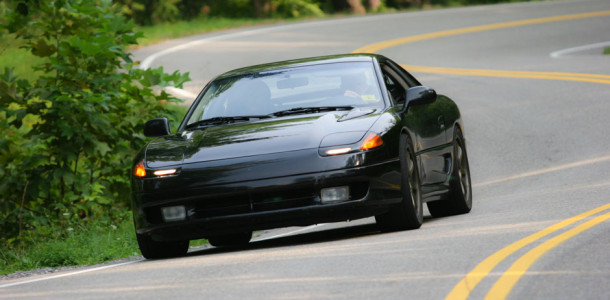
[2,0,609,299]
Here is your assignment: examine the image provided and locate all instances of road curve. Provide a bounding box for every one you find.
[2,0,609,299]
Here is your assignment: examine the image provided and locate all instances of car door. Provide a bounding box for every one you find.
[379,60,449,185]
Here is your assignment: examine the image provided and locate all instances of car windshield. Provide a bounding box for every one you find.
[185,62,383,126]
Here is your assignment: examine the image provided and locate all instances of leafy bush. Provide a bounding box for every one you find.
[117,0,183,25]
[118,0,326,22]
[0,0,189,247]
[115,0,530,26]
[273,0,325,18]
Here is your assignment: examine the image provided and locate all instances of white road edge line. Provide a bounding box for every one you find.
[138,12,408,69]
[137,13,422,100]
[166,86,198,100]
[550,41,610,58]
[254,224,327,242]
[0,260,140,289]
[138,21,285,101]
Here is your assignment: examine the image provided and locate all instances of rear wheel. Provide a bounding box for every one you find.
[376,134,423,231]
[136,233,189,259]
[427,128,472,217]
[208,231,252,247]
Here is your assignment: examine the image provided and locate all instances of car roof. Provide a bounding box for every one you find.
[217,53,386,79]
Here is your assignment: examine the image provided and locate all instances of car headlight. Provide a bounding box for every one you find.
[133,161,180,178]
[319,132,384,156]
[153,169,177,176]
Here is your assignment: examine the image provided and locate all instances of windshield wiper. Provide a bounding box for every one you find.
[270,106,353,117]
[185,115,271,129]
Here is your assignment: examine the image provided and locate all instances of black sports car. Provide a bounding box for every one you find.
[131,54,472,259]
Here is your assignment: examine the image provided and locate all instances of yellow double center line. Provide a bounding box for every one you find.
[484,209,610,299]
[351,8,610,299]
[447,203,610,300]
[353,10,610,85]
[401,65,610,85]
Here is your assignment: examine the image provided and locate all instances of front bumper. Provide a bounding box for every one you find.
[132,149,401,242]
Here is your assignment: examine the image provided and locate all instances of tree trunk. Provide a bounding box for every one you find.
[347,0,366,15]
[367,0,381,11]
[252,0,269,18]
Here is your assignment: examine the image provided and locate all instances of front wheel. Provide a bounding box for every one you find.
[376,134,423,231]
[136,233,189,259]
[427,128,472,217]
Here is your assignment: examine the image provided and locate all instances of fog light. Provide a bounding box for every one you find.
[321,186,349,203]
[162,205,186,222]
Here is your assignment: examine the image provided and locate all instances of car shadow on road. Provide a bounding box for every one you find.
[185,222,382,258]
[185,216,434,258]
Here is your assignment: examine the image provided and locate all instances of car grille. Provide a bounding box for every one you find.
[251,188,316,212]
[144,188,318,224]
[193,188,317,218]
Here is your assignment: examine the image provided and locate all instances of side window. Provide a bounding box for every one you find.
[386,61,421,87]
[381,65,409,109]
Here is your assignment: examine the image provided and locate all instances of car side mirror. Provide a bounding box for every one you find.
[405,86,437,108]
[144,118,171,137]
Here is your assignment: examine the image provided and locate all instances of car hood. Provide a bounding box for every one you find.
[145,109,381,168]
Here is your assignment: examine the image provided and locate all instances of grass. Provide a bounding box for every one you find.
[0,214,210,275]
[0,214,140,276]
[604,47,610,55]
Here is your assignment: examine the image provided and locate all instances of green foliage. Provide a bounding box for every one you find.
[0,0,190,249]
[117,0,326,23]
[116,0,181,25]
[272,0,325,18]
[114,0,532,26]
[0,37,45,82]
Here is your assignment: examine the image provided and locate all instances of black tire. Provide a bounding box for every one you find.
[136,233,189,259]
[375,134,423,231]
[427,128,472,217]
[208,231,252,247]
